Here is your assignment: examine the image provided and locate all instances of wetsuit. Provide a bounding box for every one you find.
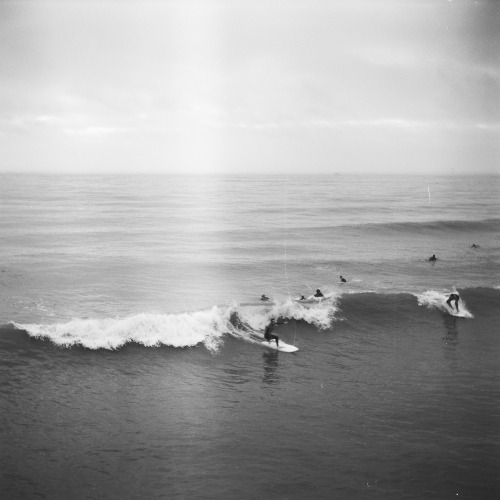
[446,293,460,311]
[264,321,279,346]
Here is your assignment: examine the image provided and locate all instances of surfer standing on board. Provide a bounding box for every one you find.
[446,293,460,312]
[264,318,285,347]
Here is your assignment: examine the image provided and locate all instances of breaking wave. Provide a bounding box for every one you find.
[10,287,498,351]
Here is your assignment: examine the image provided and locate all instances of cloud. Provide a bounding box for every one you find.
[353,43,494,72]
[62,126,135,137]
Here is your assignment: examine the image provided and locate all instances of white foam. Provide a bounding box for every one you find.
[238,295,339,331]
[15,306,231,351]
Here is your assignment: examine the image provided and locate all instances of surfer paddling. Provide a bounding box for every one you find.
[260,294,270,302]
[446,292,460,312]
[339,276,347,283]
[264,318,285,347]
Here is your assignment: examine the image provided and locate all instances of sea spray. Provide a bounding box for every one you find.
[234,295,339,333]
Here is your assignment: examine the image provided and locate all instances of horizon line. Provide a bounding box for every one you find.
[0,171,498,177]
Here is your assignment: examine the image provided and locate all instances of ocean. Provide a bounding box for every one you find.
[1,174,499,499]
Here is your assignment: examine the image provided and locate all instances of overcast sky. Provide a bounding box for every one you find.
[1,0,498,175]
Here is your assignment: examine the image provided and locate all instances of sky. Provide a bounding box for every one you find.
[0,0,498,175]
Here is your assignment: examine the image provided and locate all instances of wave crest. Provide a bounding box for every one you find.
[14,307,231,351]
[13,297,338,351]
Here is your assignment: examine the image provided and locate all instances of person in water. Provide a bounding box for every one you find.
[298,295,306,300]
[260,294,270,301]
[446,292,460,312]
[429,254,437,261]
[314,289,324,298]
[264,318,285,347]
[340,276,347,283]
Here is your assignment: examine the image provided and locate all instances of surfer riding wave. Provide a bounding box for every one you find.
[263,318,286,347]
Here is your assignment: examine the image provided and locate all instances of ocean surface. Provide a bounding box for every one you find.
[1,174,499,499]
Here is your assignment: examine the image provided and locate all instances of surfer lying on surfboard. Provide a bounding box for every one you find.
[264,318,286,347]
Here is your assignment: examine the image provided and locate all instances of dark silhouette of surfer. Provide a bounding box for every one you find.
[260,294,270,302]
[264,318,285,347]
[428,254,437,261]
[314,289,324,298]
[446,293,460,312]
[340,275,347,283]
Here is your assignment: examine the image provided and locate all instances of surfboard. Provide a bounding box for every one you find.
[240,302,275,307]
[295,296,332,305]
[446,305,471,318]
[261,341,299,353]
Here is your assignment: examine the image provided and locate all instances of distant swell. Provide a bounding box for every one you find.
[351,218,500,235]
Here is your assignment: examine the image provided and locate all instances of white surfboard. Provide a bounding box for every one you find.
[261,341,299,353]
[295,296,332,305]
[446,305,472,318]
[240,302,276,307]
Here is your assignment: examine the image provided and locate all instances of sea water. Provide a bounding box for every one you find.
[0,174,499,499]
